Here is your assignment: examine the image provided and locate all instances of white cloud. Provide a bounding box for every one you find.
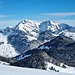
[55,20,75,26]
[0,20,21,29]
[42,12,75,17]
[0,15,12,18]
[0,19,75,29]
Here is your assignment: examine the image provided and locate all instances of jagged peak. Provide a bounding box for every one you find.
[49,20,56,25]
[4,26,14,30]
[24,19,34,23]
[17,19,39,25]
[7,26,14,28]
[41,20,56,25]
[39,20,60,32]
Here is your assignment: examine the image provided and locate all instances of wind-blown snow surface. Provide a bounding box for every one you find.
[0,33,18,57]
[0,65,74,75]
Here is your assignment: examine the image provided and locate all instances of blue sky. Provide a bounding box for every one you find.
[0,0,75,28]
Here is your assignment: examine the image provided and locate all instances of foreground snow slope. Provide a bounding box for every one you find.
[0,33,18,57]
[47,62,75,74]
[0,65,74,75]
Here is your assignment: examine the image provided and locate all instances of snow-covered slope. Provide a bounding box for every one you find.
[47,62,75,74]
[39,20,75,41]
[2,20,41,54]
[2,19,75,41]
[59,23,75,31]
[59,30,75,40]
[14,19,40,41]
[2,26,15,35]
[0,65,74,75]
[0,33,18,57]
[39,20,60,32]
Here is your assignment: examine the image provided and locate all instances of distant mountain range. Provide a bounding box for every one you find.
[1,19,75,54]
[0,19,75,74]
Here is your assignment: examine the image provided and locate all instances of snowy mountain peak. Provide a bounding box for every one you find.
[0,33,18,57]
[24,19,36,24]
[59,23,75,31]
[15,19,39,32]
[13,19,40,41]
[42,20,58,26]
[49,20,56,25]
[8,26,14,28]
[39,20,60,32]
[17,19,39,26]
[2,26,14,35]
[18,19,36,24]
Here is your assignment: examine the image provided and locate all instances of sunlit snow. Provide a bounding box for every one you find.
[47,62,75,74]
[0,33,18,57]
[0,65,74,75]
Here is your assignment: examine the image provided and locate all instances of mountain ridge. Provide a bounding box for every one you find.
[0,19,75,56]
[0,19,75,74]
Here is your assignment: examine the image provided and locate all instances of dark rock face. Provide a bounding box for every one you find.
[59,23,75,32]
[25,40,43,52]
[7,29,55,54]
[38,36,75,67]
[11,51,61,70]
[0,30,3,33]
[8,33,28,53]
[44,36,74,47]
[10,36,75,69]
[0,42,4,45]
[7,32,43,53]
[38,31,55,43]
[47,48,75,67]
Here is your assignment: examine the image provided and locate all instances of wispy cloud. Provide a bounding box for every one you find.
[42,12,75,17]
[0,20,21,29]
[0,15,12,18]
[55,19,75,26]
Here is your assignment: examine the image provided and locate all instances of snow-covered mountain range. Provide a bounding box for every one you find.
[0,19,75,55]
[0,19,75,74]
[0,19,75,57]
